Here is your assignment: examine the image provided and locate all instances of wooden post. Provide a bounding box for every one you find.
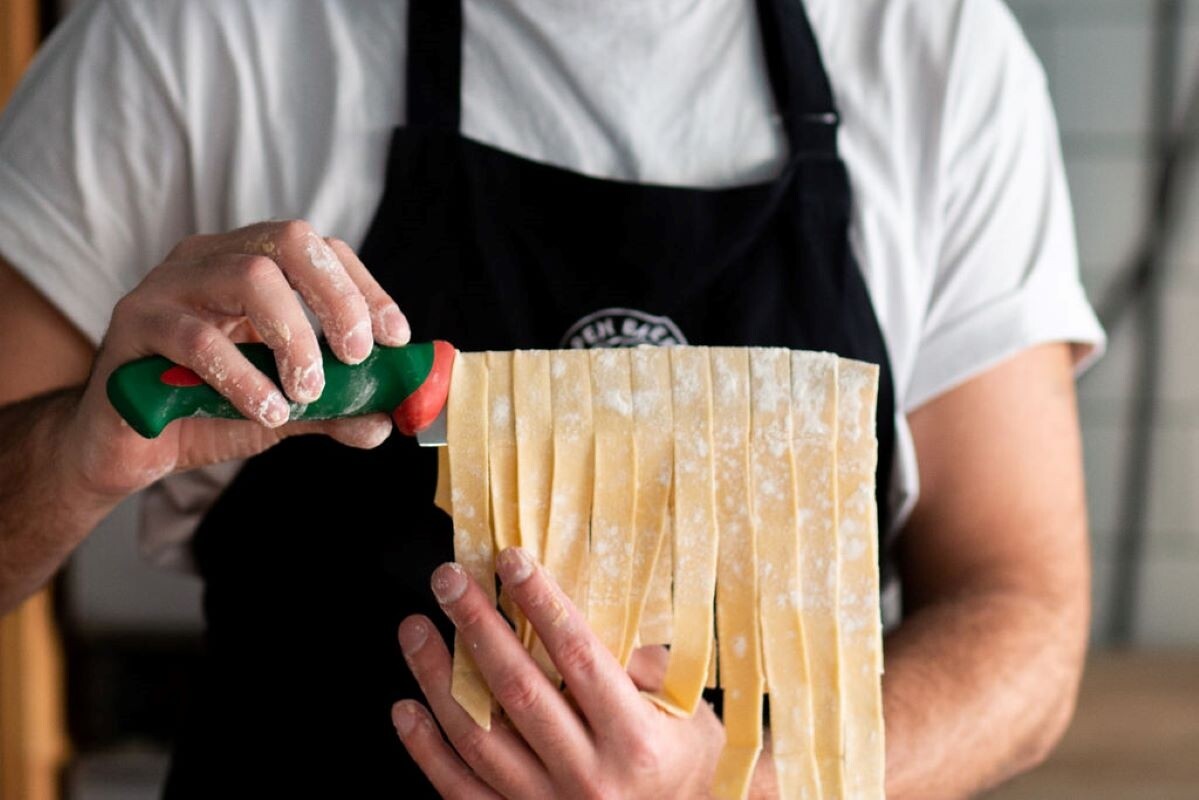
[0,4,71,800]
[0,0,40,103]
[0,593,68,800]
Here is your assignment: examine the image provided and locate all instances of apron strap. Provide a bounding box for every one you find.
[754,0,840,158]
[407,0,463,130]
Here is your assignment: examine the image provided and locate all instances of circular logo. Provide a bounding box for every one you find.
[560,308,688,349]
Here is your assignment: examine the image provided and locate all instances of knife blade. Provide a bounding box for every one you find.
[416,405,448,447]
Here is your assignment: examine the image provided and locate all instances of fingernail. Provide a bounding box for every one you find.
[398,617,428,656]
[345,320,373,363]
[290,359,323,402]
[304,362,328,398]
[497,547,534,586]
[393,702,418,737]
[431,563,468,604]
[382,305,410,345]
[260,391,290,426]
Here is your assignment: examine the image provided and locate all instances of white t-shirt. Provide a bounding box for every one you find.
[0,0,1104,575]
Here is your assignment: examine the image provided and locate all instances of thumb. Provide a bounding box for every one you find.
[281,412,395,449]
[627,645,670,692]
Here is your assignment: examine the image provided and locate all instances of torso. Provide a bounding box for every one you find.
[166,0,897,794]
[131,0,1053,575]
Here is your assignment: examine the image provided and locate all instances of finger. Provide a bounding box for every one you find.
[392,700,503,800]
[124,306,290,428]
[270,222,372,365]
[398,616,556,799]
[178,254,325,404]
[494,547,651,739]
[200,220,375,366]
[223,318,264,343]
[168,414,389,471]
[282,413,394,449]
[325,237,410,347]
[429,565,596,770]
[626,645,669,693]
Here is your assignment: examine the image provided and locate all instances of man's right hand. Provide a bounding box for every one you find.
[63,219,410,501]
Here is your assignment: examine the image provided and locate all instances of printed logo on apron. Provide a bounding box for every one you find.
[560,308,688,349]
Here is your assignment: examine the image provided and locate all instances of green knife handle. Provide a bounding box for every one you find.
[107,339,455,439]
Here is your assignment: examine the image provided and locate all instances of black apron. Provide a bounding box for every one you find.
[165,0,896,795]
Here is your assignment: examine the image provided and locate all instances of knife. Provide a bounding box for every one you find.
[107,339,454,445]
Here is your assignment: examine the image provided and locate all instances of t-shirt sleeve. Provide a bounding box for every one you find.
[0,0,192,346]
[904,0,1105,412]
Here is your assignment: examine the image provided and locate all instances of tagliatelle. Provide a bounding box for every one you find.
[837,359,886,800]
[446,352,494,730]
[486,351,523,636]
[792,351,844,797]
[439,346,883,799]
[638,508,674,647]
[513,350,553,654]
[656,347,719,715]
[710,348,762,798]
[749,348,821,799]
[621,346,675,664]
[531,349,595,679]
[587,349,638,659]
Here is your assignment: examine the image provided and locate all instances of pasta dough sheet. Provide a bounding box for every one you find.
[434,347,884,800]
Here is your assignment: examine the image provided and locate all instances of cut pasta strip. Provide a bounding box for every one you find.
[487,351,519,551]
[792,351,843,797]
[544,349,595,616]
[434,446,452,517]
[514,350,554,652]
[749,348,820,798]
[706,632,718,690]
[657,347,719,715]
[447,351,495,730]
[710,348,763,800]
[513,350,554,563]
[621,346,675,664]
[533,350,596,678]
[487,351,524,633]
[588,349,638,658]
[638,508,674,647]
[837,359,885,798]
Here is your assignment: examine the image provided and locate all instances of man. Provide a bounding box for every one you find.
[0,0,1102,796]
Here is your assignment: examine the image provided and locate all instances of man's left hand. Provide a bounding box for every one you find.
[393,547,725,799]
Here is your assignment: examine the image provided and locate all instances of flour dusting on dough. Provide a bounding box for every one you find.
[492,396,511,428]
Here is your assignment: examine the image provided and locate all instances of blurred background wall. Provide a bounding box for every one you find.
[1,0,1197,798]
[1010,0,1199,648]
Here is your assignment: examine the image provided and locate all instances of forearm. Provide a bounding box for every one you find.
[881,582,1088,799]
[0,388,120,614]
